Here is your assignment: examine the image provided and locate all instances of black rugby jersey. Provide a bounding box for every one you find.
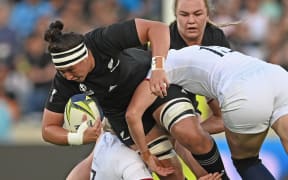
[46,20,145,113]
[169,21,230,50]
[169,21,230,113]
[45,20,155,144]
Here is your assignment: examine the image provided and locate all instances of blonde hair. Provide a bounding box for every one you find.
[174,0,241,28]
[173,0,212,16]
[208,19,242,28]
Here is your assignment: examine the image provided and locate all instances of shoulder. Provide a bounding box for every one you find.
[84,20,140,57]
[169,21,187,49]
[205,23,224,32]
[203,23,230,48]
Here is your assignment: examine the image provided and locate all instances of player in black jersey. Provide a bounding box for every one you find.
[167,0,231,178]
[169,0,230,134]
[42,19,184,179]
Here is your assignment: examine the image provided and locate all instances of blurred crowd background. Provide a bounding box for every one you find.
[1,0,288,143]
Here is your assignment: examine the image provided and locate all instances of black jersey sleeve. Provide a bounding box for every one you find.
[84,19,142,57]
[202,23,230,48]
[45,72,80,113]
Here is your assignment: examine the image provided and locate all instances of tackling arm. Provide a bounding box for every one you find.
[200,99,224,134]
[42,108,102,145]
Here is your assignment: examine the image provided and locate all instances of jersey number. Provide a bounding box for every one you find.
[90,169,96,180]
[200,46,232,57]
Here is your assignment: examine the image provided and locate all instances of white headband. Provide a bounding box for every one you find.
[51,43,88,68]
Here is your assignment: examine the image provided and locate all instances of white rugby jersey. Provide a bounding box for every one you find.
[91,132,152,180]
[158,45,288,134]
[164,45,268,100]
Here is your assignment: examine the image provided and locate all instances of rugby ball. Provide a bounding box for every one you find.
[63,94,103,132]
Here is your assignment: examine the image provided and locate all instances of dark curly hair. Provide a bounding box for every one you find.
[44,20,84,53]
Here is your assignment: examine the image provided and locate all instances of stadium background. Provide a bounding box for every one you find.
[0,0,288,179]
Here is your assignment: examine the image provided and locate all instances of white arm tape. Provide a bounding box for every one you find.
[68,132,83,145]
[67,121,89,145]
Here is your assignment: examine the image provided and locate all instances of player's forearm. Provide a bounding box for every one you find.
[135,18,170,58]
[202,99,224,134]
[42,125,69,145]
[201,116,224,134]
[127,117,149,153]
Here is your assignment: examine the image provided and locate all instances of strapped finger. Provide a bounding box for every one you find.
[160,82,167,97]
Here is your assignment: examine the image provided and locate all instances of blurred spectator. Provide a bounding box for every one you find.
[0,63,21,122]
[4,65,32,117]
[17,32,56,114]
[212,0,241,37]
[0,100,12,142]
[88,0,119,27]
[58,0,90,33]
[117,0,160,20]
[33,15,53,35]
[230,0,270,59]
[9,0,54,39]
[0,1,21,123]
[260,0,281,21]
[269,38,288,71]
[49,0,66,17]
[281,0,288,16]
[0,1,21,68]
[264,21,282,59]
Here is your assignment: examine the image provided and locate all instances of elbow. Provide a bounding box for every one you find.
[125,109,140,125]
[41,126,50,143]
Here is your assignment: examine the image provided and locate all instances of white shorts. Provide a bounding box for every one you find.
[219,64,288,134]
[90,132,152,180]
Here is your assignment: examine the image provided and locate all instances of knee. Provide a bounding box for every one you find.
[172,123,212,151]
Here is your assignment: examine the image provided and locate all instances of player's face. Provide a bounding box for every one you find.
[57,57,90,82]
[175,0,208,45]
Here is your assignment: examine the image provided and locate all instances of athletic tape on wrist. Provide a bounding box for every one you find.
[151,56,165,70]
[67,121,89,145]
[68,132,83,145]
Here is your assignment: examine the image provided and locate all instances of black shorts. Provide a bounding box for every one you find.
[106,84,192,146]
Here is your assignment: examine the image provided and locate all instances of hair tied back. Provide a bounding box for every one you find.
[44,20,64,43]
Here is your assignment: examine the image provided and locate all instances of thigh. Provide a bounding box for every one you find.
[224,127,269,159]
[271,114,288,153]
[150,85,197,132]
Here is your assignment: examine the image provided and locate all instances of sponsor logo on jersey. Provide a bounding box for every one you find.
[108,58,120,72]
[49,88,57,102]
[79,83,94,96]
[181,88,188,94]
[108,84,118,92]
[79,83,87,92]
[120,130,131,141]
